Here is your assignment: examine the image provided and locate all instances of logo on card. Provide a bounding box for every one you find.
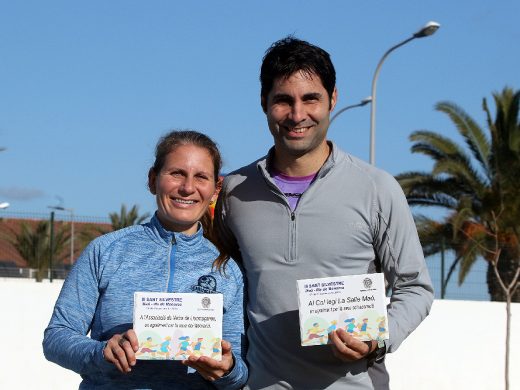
[191,275,218,294]
[363,277,373,289]
[201,296,211,308]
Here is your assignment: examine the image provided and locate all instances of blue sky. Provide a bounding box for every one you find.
[2,1,517,299]
[1,1,518,218]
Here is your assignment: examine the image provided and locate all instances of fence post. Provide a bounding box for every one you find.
[49,211,55,283]
[440,237,446,299]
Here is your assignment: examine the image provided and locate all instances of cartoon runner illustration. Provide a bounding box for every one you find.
[302,322,326,344]
[377,317,387,340]
[357,318,371,337]
[136,336,158,358]
[157,336,172,359]
[327,320,337,333]
[191,337,204,357]
[210,337,221,359]
[174,336,192,359]
[344,318,357,336]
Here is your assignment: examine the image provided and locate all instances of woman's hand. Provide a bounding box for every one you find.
[182,339,234,381]
[103,329,140,373]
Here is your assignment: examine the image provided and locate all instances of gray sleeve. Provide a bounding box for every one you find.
[42,241,115,375]
[372,172,434,353]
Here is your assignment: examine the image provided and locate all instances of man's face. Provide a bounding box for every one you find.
[262,71,337,159]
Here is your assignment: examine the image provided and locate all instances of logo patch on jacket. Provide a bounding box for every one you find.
[191,275,218,294]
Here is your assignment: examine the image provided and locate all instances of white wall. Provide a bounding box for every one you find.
[0,278,518,390]
[385,299,519,390]
[0,279,81,389]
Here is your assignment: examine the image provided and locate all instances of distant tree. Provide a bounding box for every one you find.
[109,204,151,230]
[78,204,150,248]
[396,87,520,302]
[5,220,69,281]
[460,211,518,390]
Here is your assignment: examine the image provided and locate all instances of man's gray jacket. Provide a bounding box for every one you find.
[215,142,434,389]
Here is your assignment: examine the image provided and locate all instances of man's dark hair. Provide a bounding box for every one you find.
[260,36,336,108]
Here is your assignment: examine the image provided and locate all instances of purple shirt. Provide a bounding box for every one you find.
[272,170,317,211]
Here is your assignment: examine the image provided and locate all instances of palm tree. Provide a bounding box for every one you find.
[6,220,70,281]
[396,87,520,302]
[79,204,150,247]
[108,204,151,230]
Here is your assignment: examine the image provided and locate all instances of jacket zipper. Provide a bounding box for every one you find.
[167,236,176,292]
[261,170,298,263]
[289,211,297,262]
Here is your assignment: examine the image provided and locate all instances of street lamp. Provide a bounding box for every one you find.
[330,96,372,125]
[369,21,440,165]
[48,205,75,266]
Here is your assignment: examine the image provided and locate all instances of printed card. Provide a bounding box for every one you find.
[133,292,223,360]
[296,273,389,346]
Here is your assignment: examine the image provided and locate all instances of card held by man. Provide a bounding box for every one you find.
[297,274,389,346]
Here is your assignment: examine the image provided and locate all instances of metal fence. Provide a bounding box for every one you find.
[426,255,490,301]
[0,265,69,280]
[0,211,495,301]
[0,210,110,282]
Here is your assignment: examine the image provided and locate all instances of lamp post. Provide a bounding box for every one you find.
[369,21,440,165]
[330,96,372,125]
[48,205,75,266]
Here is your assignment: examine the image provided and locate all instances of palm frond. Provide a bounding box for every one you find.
[436,101,491,177]
[431,159,488,194]
[5,221,69,269]
[409,130,468,160]
[457,241,481,284]
[443,255,462,291]
[109,204,151,230]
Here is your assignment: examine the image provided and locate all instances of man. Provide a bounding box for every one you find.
[215,36,433,389]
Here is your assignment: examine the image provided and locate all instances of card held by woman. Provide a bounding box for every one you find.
[133,292,223,360]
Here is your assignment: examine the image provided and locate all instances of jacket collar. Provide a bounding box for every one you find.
[149,212,204,248]
[259,140,338,180]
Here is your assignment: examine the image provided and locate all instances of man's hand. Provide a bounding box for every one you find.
[103,329,139,373]
[328,329,376,362]
[182,339,234,381]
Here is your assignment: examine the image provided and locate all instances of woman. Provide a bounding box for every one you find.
[43,130,247,389]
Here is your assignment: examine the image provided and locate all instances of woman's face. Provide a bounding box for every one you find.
[149,144,217,235]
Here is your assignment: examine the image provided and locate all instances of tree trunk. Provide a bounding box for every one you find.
[505,296,511,390]
[486,254,520,302]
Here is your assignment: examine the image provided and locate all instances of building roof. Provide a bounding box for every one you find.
[0,217,111,268]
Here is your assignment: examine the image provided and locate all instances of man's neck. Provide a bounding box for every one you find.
[273,141,331,177]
